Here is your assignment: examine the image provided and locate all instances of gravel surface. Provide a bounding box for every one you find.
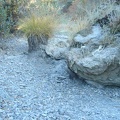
[0,37,120,120]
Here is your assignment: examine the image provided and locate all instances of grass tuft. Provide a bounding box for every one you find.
[19,15,57,38]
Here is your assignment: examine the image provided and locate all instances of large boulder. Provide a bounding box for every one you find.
[67,25,120,86]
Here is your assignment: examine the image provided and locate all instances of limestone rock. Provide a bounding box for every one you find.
[73,25,103,45]
[45,35,70,59]
[67,25,120,86]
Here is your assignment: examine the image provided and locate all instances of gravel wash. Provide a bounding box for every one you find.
[0,37,120,120]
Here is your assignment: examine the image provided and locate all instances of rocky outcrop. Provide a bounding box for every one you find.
[67,25,120,86]
[45,24,120,86]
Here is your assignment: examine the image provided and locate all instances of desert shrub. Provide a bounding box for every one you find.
[19,0,60,37]
[1,0,62,35]
[19,15,56,38]
[19,15,57,52]
[19,0,63,37]
[18,0,60,52]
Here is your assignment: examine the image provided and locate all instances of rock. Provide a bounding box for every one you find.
[67,25,120,86]
[67,68,79,80]
[0,109,4,113]
[45,35,70,59]
[73,25,102,45]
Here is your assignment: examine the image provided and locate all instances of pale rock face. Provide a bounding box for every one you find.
[45,35,70,59]
[67,25,120,86]
[74,25,102,44]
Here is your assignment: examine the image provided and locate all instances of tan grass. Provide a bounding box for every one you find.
[19,15,57,38]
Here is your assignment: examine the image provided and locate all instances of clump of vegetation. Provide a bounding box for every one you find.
[19,15,56,38]
[19,15,57,52]
[19,0,59,52]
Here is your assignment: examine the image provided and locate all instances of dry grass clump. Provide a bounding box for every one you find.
[68,17,91,40]
[19,15,57,38]
[18,0,61,52]
[19,15,57,52]
[18,0,60,38]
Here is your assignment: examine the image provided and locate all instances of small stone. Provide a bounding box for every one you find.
[0,109,4,112]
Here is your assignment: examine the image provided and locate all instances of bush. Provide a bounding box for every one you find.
[19,15,56,38]
[18,0,60,52]
[19,15,57,52]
